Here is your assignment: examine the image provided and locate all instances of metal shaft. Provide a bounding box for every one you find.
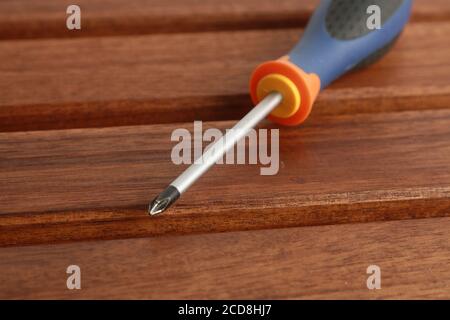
[173,92,282,193]
[148,92,282,215]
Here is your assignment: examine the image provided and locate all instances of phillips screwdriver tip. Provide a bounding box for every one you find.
[148,185,180,216]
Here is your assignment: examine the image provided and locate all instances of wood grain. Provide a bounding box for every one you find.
[0,0,449,39]
[0,0,316,40]
[0,0,449,300]
[1,216,450,299]
[1,22,450,132]
[1,109,450,246]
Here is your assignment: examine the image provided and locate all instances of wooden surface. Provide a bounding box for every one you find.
[1,0,449,39]
[2,217,450,299]
[2,109,450,246]
[1,22,450,131]
[1,0,450,299]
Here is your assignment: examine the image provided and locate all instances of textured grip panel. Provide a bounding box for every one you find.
[326,0,403,40]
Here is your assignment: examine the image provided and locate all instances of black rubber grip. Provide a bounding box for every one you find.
[326,0,404,40]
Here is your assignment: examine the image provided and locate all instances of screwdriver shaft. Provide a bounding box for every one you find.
[173,92,282,194]
[149,92,282,215]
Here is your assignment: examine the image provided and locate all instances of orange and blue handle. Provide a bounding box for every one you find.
[250,0,413,126]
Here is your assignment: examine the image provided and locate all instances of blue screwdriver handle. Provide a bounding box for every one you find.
[290,0,412,87]
[250,0,413,126]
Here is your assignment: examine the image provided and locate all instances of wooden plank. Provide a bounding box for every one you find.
[1,109,450,246]
[0,0,449,39]
[1,217,450,299]
[0,0,315,40]
[1,22,450,132]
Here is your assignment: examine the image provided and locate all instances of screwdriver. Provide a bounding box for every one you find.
[149,0,413,215]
